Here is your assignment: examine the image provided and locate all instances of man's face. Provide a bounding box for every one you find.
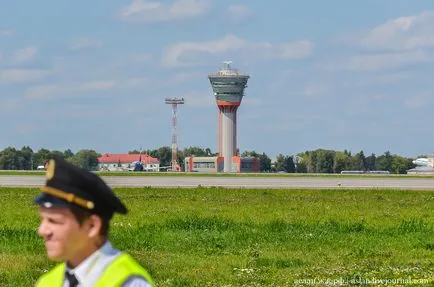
[37,206,90,261]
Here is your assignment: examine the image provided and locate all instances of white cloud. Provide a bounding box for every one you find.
[12,46,38,63]
[130,53,153,62]
[121,0,160,17]
[25,80,115,100]
[0,68,52,84]
[113,53,153,69]
[181,91,214,107]
[263,114,323,133]
[162,34,314,67]
[369,71,415,85]
[338,71,415,88]
[404,93,431,108]
[76,80,116,92]
[0,29,13,37]
[70,37,102,50]
[24,78,149,100]
[302,82,330,98]
[345,49,431,71]
[123,77,150,88]
[275,41,314,59]
[169,71,203,84]
[119,0,212,23]
[329,11,434,72]
[324,11,434,72]
[321,49,432,72]
[0,98,20,111]
[24,84,60,100]
[227,4,254,22]
[162,34,244,67]
[343,10,434,51]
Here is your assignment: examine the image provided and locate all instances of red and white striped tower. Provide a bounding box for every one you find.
[208,61,249,172]
[165,97,184,171]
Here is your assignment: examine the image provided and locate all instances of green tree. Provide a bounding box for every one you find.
[242,151,271,172]
[391,156,413,174]
[258,152,272,172]
[183,146,208,157]
[0,147,18,170]
[63,149,74,159]
[350,150,366,171]
[274,154,287,172]
[285,156,296,173]
[68,149,100,171]
[205,148,216,156]
[365,153,376,171]
[308,151,317,173]
[315,149,335,173]
[148,146,172,169]
[376,151,393,171]
[295,161,307,173]
[19,146,34,170]
[33,148,51,169]
[295,152,309,173]
[333,151,351,173]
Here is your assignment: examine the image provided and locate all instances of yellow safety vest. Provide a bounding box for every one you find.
[35,253,154,287]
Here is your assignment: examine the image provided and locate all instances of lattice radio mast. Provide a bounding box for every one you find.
[165,97,184,171]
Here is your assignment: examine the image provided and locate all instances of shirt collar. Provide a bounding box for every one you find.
[66,241,115,284]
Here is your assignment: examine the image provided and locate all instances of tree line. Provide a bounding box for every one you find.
[0,146,416,174]
[275,149,415,174]
[0,146,99,171]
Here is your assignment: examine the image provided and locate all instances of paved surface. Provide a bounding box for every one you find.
[1,175,434,190]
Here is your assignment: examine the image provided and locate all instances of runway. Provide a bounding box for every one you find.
[1,175,434,190]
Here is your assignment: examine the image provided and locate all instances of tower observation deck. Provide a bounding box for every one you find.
[208,61,249,172]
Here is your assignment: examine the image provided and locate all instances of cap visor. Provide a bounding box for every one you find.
[34,193,70,209]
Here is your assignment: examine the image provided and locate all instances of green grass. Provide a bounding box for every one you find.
[0,187,433,286]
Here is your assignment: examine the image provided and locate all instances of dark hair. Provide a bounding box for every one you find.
[69,206,110,237]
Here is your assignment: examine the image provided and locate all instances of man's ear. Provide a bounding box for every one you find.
[87,215,102,238]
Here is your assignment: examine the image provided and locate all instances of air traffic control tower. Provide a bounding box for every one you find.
[208,61,250,172]
[184,61,258,173]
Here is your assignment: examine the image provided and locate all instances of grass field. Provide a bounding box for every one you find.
[0,187,433,286]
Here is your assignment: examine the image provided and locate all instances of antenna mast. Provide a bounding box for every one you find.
[165,97,185,171]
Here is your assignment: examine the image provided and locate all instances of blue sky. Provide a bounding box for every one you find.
[2,0,434,159]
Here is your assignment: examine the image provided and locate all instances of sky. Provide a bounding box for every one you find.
[2,0,434,159]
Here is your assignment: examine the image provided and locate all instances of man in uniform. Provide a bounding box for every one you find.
[34,155,154,287]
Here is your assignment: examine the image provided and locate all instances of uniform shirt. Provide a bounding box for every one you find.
[63,241,151,287]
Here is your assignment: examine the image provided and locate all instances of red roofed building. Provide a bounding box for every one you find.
[98,153,160,172]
